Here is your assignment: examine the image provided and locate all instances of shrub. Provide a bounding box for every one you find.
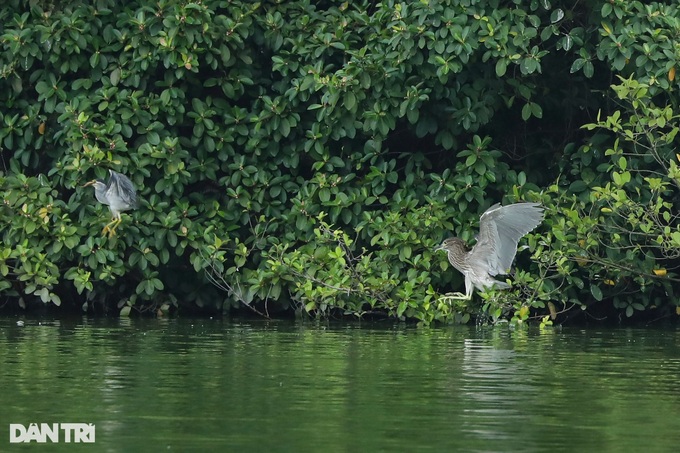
[1,0,678,324]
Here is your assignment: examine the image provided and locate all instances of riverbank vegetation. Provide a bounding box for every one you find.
[1,0,679,324]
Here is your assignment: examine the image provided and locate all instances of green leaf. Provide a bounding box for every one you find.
[590,285,603,302]
[319,188,330,203]
[495,59,507,77]
[518,171,526,186]
[562,35,573,51]
[160,89,171,105]
[550,9,564,23]
[344,92,356,110]
[583,61,594,78]
[570,59,585,74]
[110,68,121,86]
[35,80,49,95]
[147,132,160,145]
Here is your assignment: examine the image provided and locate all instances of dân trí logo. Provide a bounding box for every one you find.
[9,423,95,443]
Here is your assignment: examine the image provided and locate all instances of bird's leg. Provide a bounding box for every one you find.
[445,292,471,299]
[465,277,475,299]
[102,215,122,238]
[439,275,474,302]
[107,218,122,237]
[101,222,113,236]
[438,292,472,304]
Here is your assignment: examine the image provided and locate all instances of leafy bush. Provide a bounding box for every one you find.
[1,0,678,324]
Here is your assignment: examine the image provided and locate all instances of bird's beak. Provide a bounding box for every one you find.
[434,244,444,252]
[82,180,97,188]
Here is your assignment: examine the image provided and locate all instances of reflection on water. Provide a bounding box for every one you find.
[461,339,529,443]
[0,318,679,452]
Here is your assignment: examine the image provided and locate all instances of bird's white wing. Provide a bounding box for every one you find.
[469,203,544,276]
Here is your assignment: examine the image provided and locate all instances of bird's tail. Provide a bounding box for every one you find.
[492,279,511,290]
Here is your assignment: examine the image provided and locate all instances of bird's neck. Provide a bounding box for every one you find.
[449,241,469,255]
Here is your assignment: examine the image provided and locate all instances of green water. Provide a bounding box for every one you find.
[0,318,679,452]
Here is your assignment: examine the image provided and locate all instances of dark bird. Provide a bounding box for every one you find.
[436,202,544,299]
[83,169,138,237]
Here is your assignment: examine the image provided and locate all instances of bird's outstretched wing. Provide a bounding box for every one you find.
[108,170,138,209]
[469,202,544,276]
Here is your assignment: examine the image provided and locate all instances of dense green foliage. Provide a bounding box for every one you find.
[1,0,678,324]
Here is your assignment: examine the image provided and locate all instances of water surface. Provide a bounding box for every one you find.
[1,317,678,452]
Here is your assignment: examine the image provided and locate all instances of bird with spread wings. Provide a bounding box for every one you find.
[436,202,544,300]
